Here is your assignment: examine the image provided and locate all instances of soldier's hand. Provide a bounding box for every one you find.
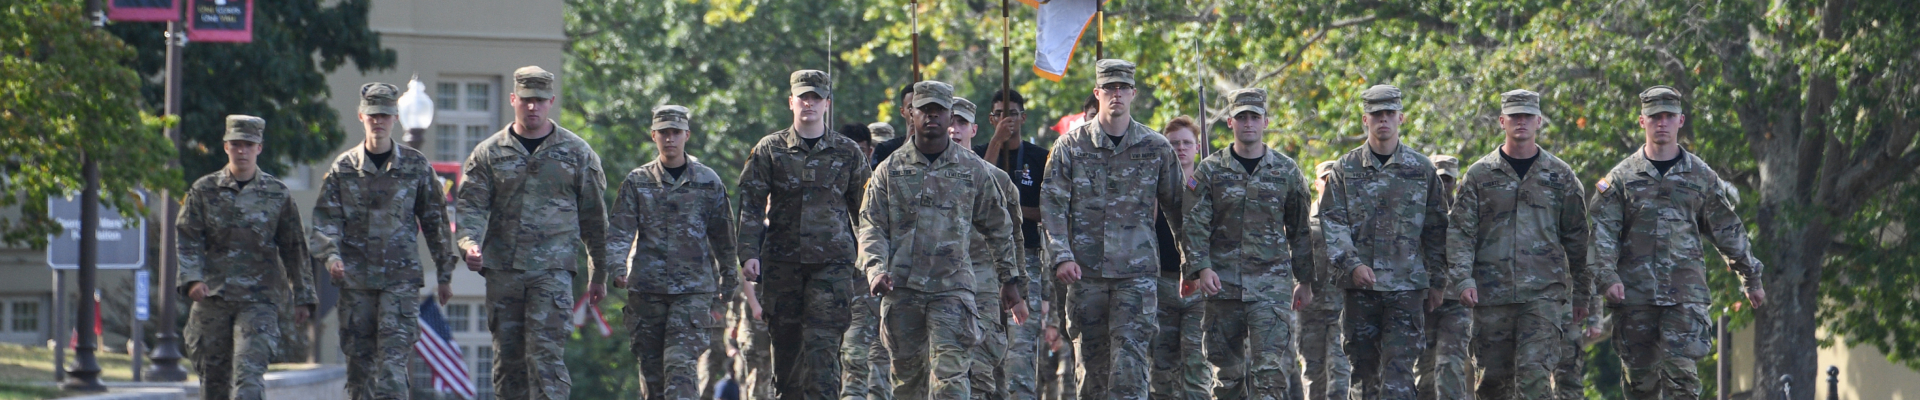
[1574,303,1589,322]
[1003,290,1029,325]
[869,274,893,296]
[1193,269,1222,296]
[750,301,764,321]
[1425,288,1443,312]
[1044,326,1061,351]
[1352,265,1376,288]
[1585,324,1604,339]
[1605,283,1626,303]
[1054,261,1082,285]
[187,282,209,301]
[463,247,484,271]
[612,274,629,289]
[326,258,346,281]
[586,283,607,305]
[437,283,453,305]
[1746,287,1766,308]
[295,305,313,325]
[1292,284,1313,311]
[1459,288,1479,308]
[743,259,761,281]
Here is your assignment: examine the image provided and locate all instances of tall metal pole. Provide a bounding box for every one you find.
[910,0,921,82]
[1718,309,1730,400]
[64,152,105,392]
[146,20,189,382]
[1094,0,1103,60]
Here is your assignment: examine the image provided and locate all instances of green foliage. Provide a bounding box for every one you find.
[0,0,180,248]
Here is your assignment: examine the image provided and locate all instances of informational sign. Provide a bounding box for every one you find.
[134,270,151,321]
[107,0,180,22]
[46,195,146,270]
[185,0,252,43]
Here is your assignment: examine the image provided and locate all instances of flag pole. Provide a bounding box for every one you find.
[987,0,1012,166]
[1094,0,1103,60]
[910,0,921,82]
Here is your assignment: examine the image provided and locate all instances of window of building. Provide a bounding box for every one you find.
[446,304,470,332]
[432,77,500,162]
[474,346,494,400]
[474,306,487,333]
[9,301,37,333]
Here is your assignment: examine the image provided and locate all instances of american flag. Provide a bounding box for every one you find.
[416,299,477,399]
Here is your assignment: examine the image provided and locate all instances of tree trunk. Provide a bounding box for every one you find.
[1751,220,1828,400]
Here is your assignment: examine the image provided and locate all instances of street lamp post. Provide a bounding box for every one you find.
[399,75,435,151]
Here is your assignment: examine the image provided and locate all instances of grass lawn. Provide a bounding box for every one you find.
[0,342,190,398]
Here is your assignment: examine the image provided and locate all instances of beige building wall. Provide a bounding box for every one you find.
[1725,326,1920,399]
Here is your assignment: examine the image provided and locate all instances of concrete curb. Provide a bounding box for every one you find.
[58,365,347,400]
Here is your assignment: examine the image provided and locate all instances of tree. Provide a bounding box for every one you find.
[0,0,180,247]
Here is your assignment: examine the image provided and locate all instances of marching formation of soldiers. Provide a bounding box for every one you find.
[174,58,1767,400]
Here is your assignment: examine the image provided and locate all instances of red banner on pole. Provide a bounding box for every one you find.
[185,0,252,43]
[107,0,180,22]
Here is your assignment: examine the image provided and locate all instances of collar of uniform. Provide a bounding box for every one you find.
[1089,120,1142,151]
[347,144,397,175]
[1218,146,1280,175]
[901,136,959,168]
[213,169,266,192]
[1483,147,1557,178]
[498,121,567,155]
[1360,143,1416,170]
[779,127,838,153]
[644,157,701,187]
[1631,146,1695,178]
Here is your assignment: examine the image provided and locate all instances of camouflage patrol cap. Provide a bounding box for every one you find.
[1227,88,1268,117]
[790,70,832,98]
[910,81,955,110]
[358,82,400,115]
[651,105,691,131]
[1501,89,1542,115]
[1639,85,1684,116]
[1361,85,1403,113]
[513,66,556,98]
[1315,160,1337,178]
[868,122,896,141]
[1431,155,1460,177]
[1095,59,1137,87]
[223,115,265,143]
[952,97,978,124]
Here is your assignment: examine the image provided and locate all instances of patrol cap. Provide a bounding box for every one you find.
[1315,160,1337,178]
[1639,85,1684,116]
[1431,155,1460,177]
[910,81,955,110]
[651,105,691,131]
[1500,89,1542,115]
[513,66,556,99]
[790,70,832,98]
[868,122,896,141]
[952,98,978,124]
[1227,88,1268,117]
[358,82,400,115]
[1360,85,1403,113]
[224,115,265,143]
[1095,59,1137,87]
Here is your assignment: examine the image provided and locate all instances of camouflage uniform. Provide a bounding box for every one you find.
[1183,113,1317,400]
[737,70,872,400]
[178,115,318,400]
[738,283,779,400]
[1302,159,1353,400]
[1417,154,1473,400]
[965,119,1021,400]
[1149,271,1208,400]
[1006,250,1048,400]
[1443,92,1593,398]
[610,107,740,400]
[841,291,894,400]
[308,84,460,400]
[858,82,1020,400]
[454,66,609,400]
[1319,86,1449,400]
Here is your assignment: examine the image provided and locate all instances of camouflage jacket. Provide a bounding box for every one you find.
[970,166,1025,295]
[858,139,1020,294]
[177,169,317,305]
[309,145,458,291]
[1040,120,1186,278]
[1589,148,1762,306]
[1305,214,1344,311]
[736,128,871,264]
[1317,144,1448,292]
[607,158,739,295]
[1183,148,1315,304]
[1444,149,1591,306]
[454,123,612,283]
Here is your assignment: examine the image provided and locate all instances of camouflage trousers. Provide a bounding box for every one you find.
[1299,303,1351,400]
[1610,304,1712,400]
[1418,299,1473,400]
[842,292,893,400]
[627,292,720,400]
[1067,276,1157,400]
[1203,297,1299,400]
[1150,273,1210,400]
[1472,294,1569,400]
[970,291,1009,400]
[701,293,737,400]
[1005,251,1048,400]
[1345,289,1427,400]
[764,261,858,400]
[185,299,279,400]
[338,285,421,400]
[737,287,778,400]
[483,268,574,400]
[1555,301,1598,400]
[882,288,978,400]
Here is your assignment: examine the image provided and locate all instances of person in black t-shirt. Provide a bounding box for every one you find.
[870,83,918,168]
[975,87,1057,400]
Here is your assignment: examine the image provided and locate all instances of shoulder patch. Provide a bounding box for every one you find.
[1596,179,1610,194]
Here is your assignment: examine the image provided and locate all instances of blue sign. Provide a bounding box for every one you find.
[134,270,151,321]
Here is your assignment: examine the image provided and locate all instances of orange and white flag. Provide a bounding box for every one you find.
[1023,0,1109,81]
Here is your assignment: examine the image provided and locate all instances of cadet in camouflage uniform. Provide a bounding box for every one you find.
[739,281,777,400]
[1041,59,1184,400]
[455,66,610,400]
[1303,161,1353,400]
[1150,116,1208,400]
[1416,154,1472,400]
[738,70,871,400]
[1443,90,1592,399]
[1182,89,1316,400]
[309,84,460,400]
[858,81,1026,400]
[178,115,318,400]
[952,97,1027,400]
[1590,86,1766,400]
[609,105,740,400]
[1318,85,1449,400]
